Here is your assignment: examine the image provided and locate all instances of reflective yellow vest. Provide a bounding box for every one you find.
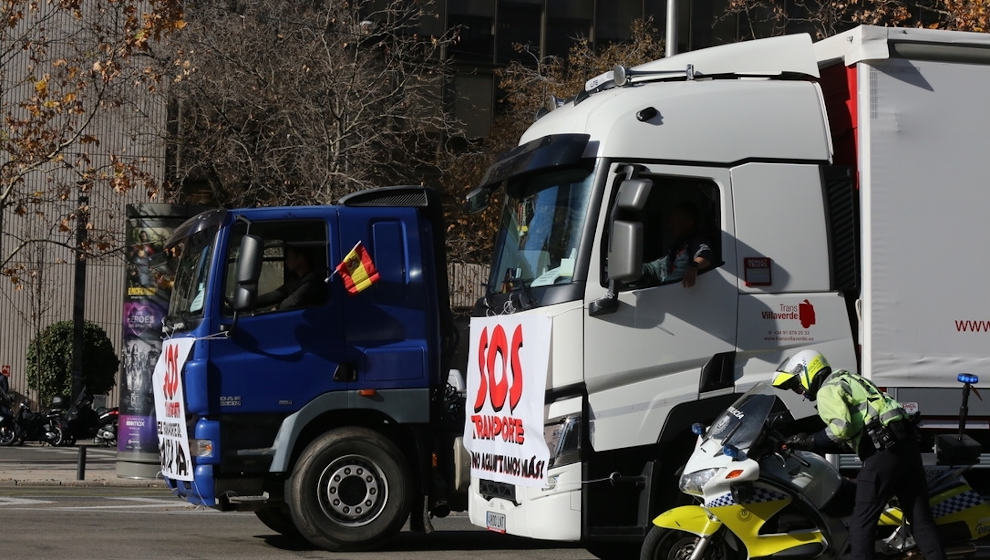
[816,369,908,451]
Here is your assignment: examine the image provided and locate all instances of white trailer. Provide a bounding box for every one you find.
[462,26,990,557]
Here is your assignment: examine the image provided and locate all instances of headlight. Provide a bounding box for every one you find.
[679,468,718,496]
[543,414,581,469]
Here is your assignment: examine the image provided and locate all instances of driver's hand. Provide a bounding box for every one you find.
[782,433,814,451]
[682,266,698,287]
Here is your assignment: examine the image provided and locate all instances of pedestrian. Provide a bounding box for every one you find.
[0,365,9,400]
[771,350,946,560]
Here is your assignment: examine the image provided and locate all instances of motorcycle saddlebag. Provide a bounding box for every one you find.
[936,434,982,466]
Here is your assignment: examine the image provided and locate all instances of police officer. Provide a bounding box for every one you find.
[771,350,945,560]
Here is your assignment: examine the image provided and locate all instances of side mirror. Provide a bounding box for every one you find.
[590,177,651,317]
[614,178,652,213]
[232,234,263,312]
[607,220,643,282]
[465,186,491,214]
[606,178,651,283]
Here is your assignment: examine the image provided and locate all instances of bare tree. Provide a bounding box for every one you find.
[441,19,664,263]
[716,0,989,41]
[0,0,185,283]
[170,0,462,207]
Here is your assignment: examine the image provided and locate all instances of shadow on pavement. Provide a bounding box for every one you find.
[259,530,587,552]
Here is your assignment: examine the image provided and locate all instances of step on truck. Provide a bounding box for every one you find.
[462,25,990,557]
[153,187,468,550]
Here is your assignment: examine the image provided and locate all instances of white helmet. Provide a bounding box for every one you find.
[771,350,831,395]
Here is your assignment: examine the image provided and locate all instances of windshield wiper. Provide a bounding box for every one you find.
[507,278,534,311]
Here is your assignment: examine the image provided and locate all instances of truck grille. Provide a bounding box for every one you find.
[479,479,517,504]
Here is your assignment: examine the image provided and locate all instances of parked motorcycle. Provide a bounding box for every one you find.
[0,394,16,446]
[93,406,118,447]
[643,375,990,559]
[61,390,101,445]
[12,401,70,446]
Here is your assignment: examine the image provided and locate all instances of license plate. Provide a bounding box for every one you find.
[486,511,506,533]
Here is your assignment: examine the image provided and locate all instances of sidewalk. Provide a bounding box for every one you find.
[0,443,166,488]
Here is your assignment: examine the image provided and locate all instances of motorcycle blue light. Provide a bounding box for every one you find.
[722,444,745,460]
[958,373,979,384]
[691,423,705,436]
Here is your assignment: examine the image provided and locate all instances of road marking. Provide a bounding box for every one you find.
[107,497,178,503]
[52,502,187,510]
[0,497,55,506]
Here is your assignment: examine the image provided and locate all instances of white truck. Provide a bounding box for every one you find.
[462,25,990,556]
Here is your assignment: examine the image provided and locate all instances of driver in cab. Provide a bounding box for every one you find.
[640,201,712,288]
[772,350,945,560]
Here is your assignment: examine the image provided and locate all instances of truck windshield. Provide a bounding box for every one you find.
[488,166,594,295]
[165,227,217,332]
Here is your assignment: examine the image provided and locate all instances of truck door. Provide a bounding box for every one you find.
[583,165,737,452]
[209,218,348,419]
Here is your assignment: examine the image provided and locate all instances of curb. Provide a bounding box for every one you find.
[0,478,167,488]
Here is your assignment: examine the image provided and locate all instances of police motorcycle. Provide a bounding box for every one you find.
[642,375,990,560]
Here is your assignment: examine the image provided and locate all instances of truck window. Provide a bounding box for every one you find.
[224,220,329,314]
[630,177,721,288]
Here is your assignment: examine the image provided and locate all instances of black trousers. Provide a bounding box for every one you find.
[849,441,946,560]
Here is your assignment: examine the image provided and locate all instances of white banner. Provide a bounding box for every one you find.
[152,337,196,481]
[463,315,551,487]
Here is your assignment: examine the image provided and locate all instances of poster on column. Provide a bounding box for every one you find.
[463,314,551,487]
[120,214,180,455]
[152,337,196,481]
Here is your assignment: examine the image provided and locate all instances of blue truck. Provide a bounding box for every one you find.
[158,186,466,550]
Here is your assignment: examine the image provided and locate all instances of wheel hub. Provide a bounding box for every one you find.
[316,454,388,527]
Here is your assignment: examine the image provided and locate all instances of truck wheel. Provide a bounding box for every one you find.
[640,526,736,560]
[255,504,301,539]
[287,427,412,551]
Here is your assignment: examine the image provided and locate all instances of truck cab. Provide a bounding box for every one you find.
[158,187,464,550]
[464,26,990,553]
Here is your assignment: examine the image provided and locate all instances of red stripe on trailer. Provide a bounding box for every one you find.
[819,63,860,187]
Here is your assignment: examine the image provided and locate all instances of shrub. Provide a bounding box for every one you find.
[26,321,119,405]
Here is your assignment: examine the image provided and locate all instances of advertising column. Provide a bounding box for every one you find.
[117,203,203,479]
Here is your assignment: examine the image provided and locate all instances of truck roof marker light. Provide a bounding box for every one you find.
[636,107,659,122]
[358,389,378,398]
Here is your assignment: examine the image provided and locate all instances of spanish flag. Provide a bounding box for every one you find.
[336,241,380,294]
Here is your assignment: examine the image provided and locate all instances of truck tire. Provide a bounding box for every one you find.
[287,427,412,551]
[255,504,301,539]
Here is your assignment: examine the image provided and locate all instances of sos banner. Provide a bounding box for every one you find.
[152,337,195,481]
[463,315,551,487]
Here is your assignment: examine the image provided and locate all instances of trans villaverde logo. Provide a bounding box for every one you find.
[762,299,816,329]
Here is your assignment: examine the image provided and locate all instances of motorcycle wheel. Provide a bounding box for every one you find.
[0,424,16,446]
[640,527,738,560]
[51,425,75,447]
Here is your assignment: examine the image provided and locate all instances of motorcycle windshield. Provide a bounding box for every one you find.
[707,383,782,451]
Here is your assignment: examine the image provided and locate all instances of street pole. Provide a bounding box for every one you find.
[71,194,89,402]
[666,0,678,57]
